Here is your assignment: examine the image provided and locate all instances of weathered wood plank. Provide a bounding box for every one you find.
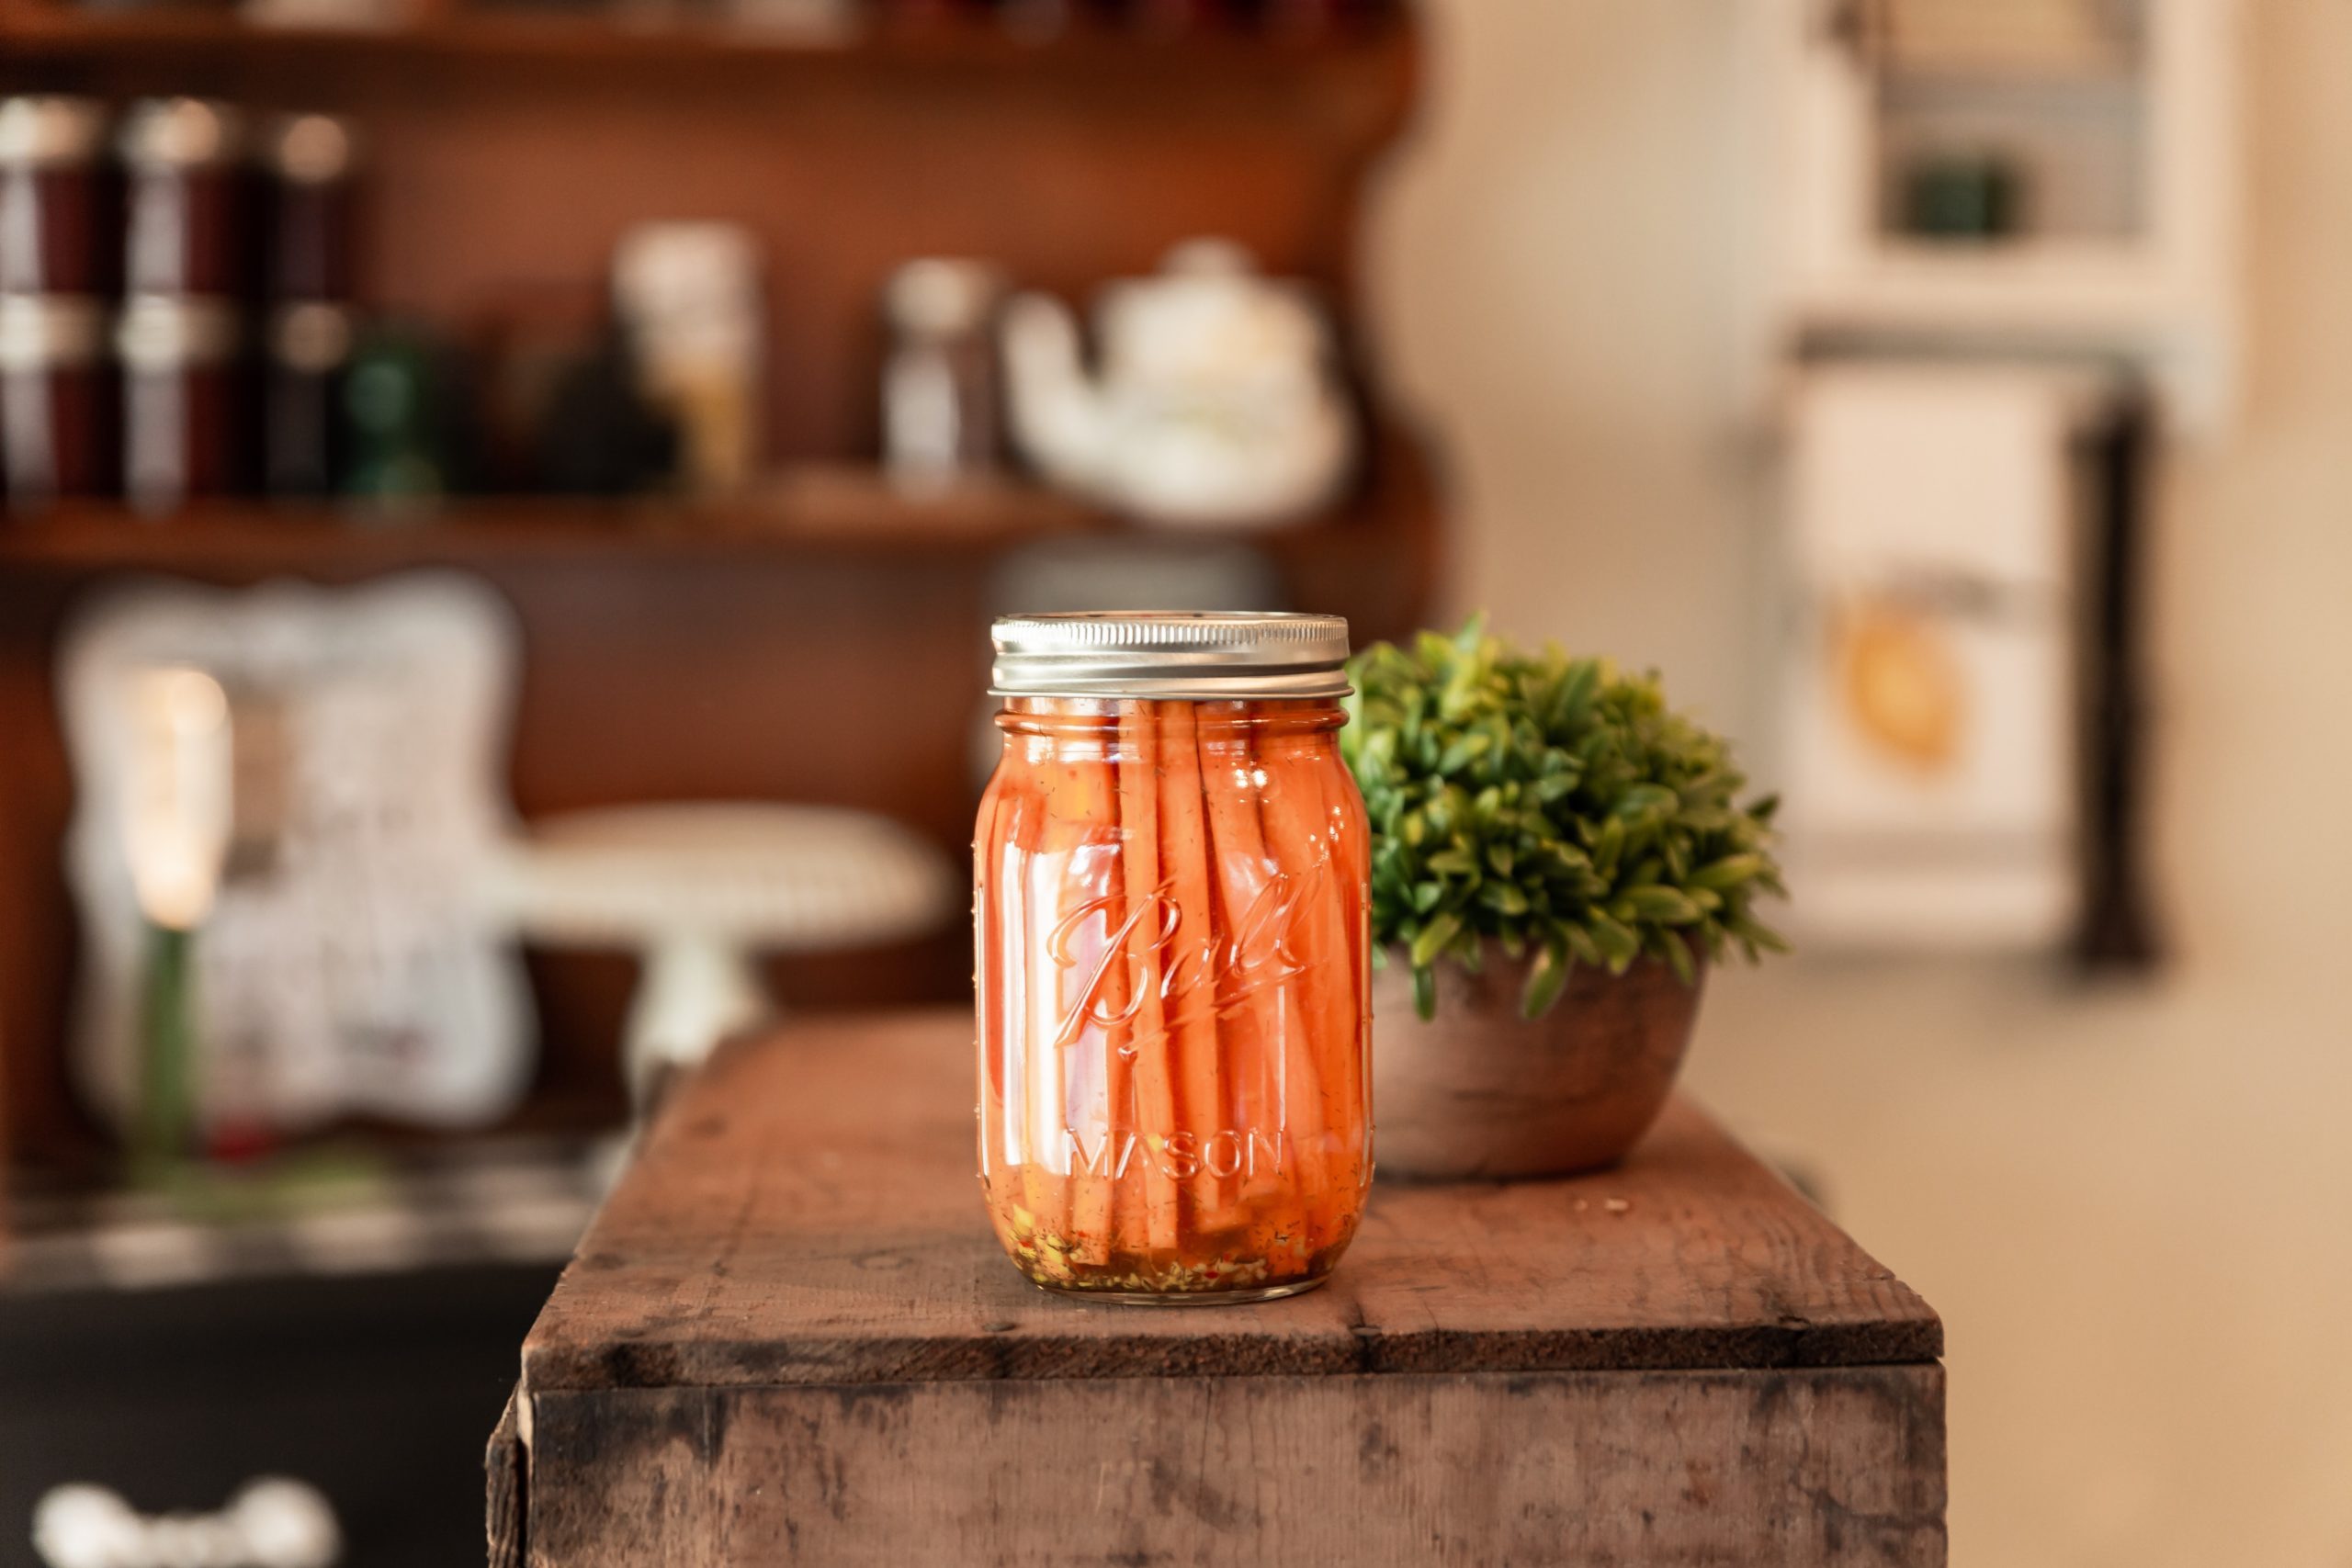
[524,1365,1947,1567]
[487,1389,526,1568]
[520,1010,1939,1392]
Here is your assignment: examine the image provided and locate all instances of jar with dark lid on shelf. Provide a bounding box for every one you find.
[119,294,246,513]
[264,299,355,497]
[262,113,356,304]
[1,295,116,506]
[120,98,249,300]
[261,114,359,496]
[0,96,118,299]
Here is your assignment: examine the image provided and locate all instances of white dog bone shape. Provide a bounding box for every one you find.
[33,1478,339,1568]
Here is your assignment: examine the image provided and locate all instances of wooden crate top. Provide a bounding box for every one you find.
[521,1010,1939,1392]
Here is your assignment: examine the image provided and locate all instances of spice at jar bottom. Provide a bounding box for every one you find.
[977,613,1373,1304]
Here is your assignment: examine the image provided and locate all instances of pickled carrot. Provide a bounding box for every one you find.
[1318,754,1374,1193]
[1152,700,1239,1231]
[1114,704,1185,1256]
[974,771,1017,1274]
[1193,716,1317,1267]
[974,770,1011,1117]
[1254,741,1363,1247]
[1057,741,1126,1267]
[988,766,1071,1281]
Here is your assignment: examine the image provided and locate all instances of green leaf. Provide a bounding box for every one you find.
[1591,816,1625,876]
[1412,964,1438,1021]
[1613,784,1678,820]
[1409,911,1462,970]
[1728,914,1792,954]
[1480,883,1530,917]
[1587,910,1642,970]
[1520,940,1573,1020]
[1453,612,1490,656]
[1436,731,1492,775]
[1620,886,1703,924]
[1549,658,1600,732]
[1690,852,1767,892]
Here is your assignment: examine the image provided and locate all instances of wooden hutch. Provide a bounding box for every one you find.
[0,0,1440,1169]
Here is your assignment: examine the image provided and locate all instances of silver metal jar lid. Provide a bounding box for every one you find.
[990,611,1351,701]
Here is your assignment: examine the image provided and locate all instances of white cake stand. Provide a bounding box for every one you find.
[492,803,958,1100]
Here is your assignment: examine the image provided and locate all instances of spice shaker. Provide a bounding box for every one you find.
[881,257,1005,491]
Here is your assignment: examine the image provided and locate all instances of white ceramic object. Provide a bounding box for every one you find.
[1001,239,1358,528]
[613,222,763,492]
[34,1477,339,1568]
[491,803,957,1097]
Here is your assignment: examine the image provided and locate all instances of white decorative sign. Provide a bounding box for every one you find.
[60,573,535,1139]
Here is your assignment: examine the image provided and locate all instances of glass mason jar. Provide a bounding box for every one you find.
[977,612,1372,1303]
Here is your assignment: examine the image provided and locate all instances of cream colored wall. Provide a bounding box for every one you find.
[1368,4,2352,1564]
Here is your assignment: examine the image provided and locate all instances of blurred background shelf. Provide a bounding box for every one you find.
[0,0,1416,136]
[0,475,1103,573]
[0,461,1426,576]
[1,1135,604,1295]
[0,2,1410,70]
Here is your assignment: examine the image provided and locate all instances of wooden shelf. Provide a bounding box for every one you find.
[0,463,1425,576]
[0,2,1408,77]
[1,1134,602,1294]
[0,475,1082,571]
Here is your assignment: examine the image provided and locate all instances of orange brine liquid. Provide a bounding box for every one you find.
[975,696,1372,1301]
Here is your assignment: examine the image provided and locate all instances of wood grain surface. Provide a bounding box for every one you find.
[523,1366,1947,1567]
[519,1010,1939,1393]
[486,1391,525,1568]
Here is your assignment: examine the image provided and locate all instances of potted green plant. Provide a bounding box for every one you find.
[1340,619,1787,1179]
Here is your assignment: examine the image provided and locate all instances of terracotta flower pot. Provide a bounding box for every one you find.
[1371,940,1704,1180]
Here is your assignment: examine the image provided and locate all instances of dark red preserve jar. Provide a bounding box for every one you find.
[1,295,115,505]
[120,98,247,299]
[0,96,116,297]
[119,294,244,512]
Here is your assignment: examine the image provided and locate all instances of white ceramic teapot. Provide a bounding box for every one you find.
[1000,239,1359,529]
